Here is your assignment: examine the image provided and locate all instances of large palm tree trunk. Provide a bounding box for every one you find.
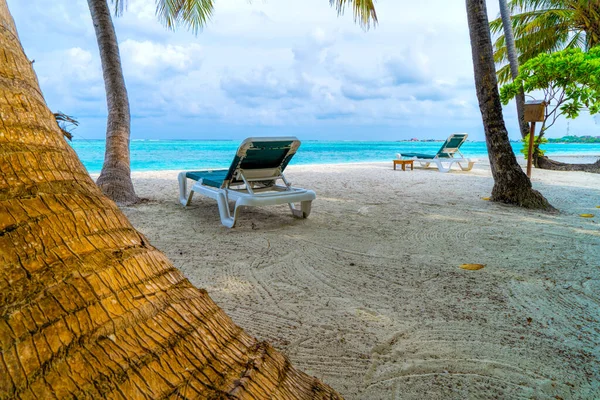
[498,0,529,139]
[88,0,139,205]
[466,0,553,210]
[0,2,340,398]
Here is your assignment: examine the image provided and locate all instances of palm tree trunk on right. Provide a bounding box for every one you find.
[498,0,529,139]
[466,0,553,210]
[88,0,139,205]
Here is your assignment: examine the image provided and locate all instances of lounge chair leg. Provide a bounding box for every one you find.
[216,191,236,228]
[458,161,475,171]
[301,200,312,217]
[178,172,194,206]
[435,160,450,173]
[231,201,244,227]
[289,200,312,218]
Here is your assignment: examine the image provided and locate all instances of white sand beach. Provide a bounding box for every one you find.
[113,161,600,399]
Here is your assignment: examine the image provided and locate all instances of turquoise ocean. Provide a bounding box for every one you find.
[70,140,600,173]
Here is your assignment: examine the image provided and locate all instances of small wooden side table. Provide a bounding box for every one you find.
[393,159,414,171]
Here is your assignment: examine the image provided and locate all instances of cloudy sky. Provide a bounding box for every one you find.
[7,0,597,141]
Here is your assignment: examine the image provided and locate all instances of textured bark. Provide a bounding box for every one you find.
[537,155,600,173]
[466,0,554,210]
[88,0,139,206]
[581,0,600,49]
[0,2,341,398]
[498,0,529,139]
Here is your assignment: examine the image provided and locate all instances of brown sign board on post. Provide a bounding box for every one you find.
[524,100,546,122]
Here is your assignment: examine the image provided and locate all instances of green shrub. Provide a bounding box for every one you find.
[520,134,548,159]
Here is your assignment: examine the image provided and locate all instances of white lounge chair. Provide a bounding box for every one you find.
[178,137,316,228]
[396,133,475,173]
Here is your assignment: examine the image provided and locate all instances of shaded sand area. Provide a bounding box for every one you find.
[114,162,599,399]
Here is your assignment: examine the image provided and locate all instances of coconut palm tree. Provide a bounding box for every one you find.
[92,0,377,206]
[466,0,553,209]
[88,0,137,205]
[0,0,375,396]
[492,0,600,172]
[490,0,600,85]
[498,0,530,138]
[89,0,217,205]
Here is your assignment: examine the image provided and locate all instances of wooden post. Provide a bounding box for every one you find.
[523,100,546,178]
[526,121,536,178]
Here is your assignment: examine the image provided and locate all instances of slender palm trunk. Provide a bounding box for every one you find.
[498,0,529,139]
[88,0,139,205]
[466,0,553,210]
[0,1,340,397]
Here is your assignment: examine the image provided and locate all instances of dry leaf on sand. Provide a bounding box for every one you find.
[460,263,486,270]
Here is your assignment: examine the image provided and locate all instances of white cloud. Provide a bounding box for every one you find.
[63,48,98,82]
[221,68,312,102]
[11,0,598,140]
[120,40,203,80]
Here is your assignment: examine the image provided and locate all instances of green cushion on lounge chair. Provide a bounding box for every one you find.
[186,170,228,188]
[184,138,299,189]
[438,134,467,157]
[240,140,295,169]
[400,153,436,159]
[224,139,297,184]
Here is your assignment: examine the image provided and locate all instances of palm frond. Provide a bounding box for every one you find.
[329,0,378,29]
[489,0,595,83]
[510,0,569,13]
[112,0,126,17]
[508,8,574,33]
[493,31,511,66]
[496,64,514,85]
[490,17,506,35]
[53,111,79,141]
[155,0,214,34]
[575,0,600,48]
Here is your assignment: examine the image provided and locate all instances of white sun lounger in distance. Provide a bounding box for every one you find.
[396,133,476,173]
[178,137,315,228]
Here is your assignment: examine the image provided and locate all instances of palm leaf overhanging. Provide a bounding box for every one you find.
[111,0,378,33]
[490,0,600,84]
[330,0,378,29]
[110,0,214,33]
[155,0,214,33]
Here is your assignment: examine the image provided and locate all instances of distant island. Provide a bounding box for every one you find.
[396,135,600,144]
[547,135,600,144]
[397,138,445,142]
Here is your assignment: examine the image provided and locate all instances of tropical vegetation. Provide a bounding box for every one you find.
[490,0,600,85]
[501,47,600,121]
[501,46,600,169]
[547,135,600,143]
